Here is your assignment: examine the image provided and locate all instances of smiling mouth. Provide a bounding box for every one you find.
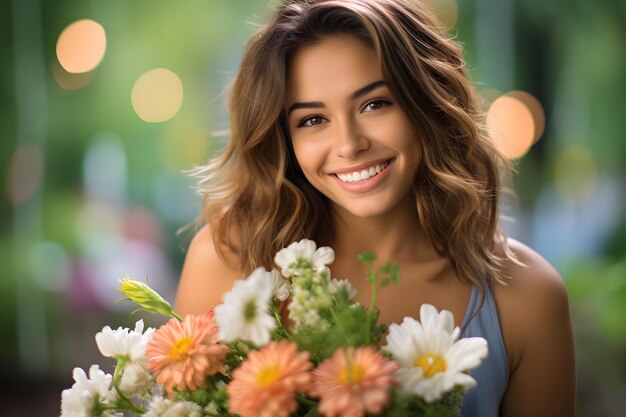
[334,160,390,183]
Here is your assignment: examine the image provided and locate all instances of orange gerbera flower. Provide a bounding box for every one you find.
[228,340,313,417]
[145,312,228,394]
[310,346,400,417]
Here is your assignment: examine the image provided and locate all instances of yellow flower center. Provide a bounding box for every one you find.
[168,337,194,360]
[414,353,447,378]
[338,364,365,385]
[256,365,281,388]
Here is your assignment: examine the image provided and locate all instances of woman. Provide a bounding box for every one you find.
[175,1,575,416]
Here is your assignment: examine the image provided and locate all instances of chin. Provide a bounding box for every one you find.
[334,200,394,220]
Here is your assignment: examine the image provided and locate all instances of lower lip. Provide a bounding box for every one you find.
[330,160,394,193]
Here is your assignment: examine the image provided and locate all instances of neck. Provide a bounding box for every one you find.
[330,195,441,265]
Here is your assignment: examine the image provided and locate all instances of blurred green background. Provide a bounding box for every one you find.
[1,0,624,416]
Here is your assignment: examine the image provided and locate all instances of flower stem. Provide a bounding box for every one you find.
[365,267,379,345]
[328,306,351,346]
[112,359,145,414]
[271,303,290,339]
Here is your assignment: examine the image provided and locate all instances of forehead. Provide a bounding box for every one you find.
[286,35,383,103]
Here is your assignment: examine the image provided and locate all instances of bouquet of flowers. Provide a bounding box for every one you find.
[60,239,488,417]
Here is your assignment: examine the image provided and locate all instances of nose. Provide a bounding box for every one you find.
[333,117,370,158]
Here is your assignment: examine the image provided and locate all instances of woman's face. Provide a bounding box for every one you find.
[286,35,420,220]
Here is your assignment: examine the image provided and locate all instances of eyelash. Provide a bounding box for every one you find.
[297,115,325,128]
[362,98,392,112]
[296,98,393,128]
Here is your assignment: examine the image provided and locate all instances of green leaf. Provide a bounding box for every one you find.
[391,262,400,284]
[366,270,377,284]
[357,251,376,266]
[302,408,321,417]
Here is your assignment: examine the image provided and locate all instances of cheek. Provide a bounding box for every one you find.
[397,132,421,174]
[396,120,420,157]
[390,125,419,155]
[291,138,325,173]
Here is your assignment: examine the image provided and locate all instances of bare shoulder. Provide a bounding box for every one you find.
[174,224,244,317]
[496,238,572,338]
[496,238,569,313]
[494,238,576,417]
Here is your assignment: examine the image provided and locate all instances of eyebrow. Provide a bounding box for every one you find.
[287,80,387,116]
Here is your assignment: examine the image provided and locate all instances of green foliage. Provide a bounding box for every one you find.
[357,251,400,288]
[288,251,397,363]
[291,299,387,364]
[174,374,230,415]
[565,255,626,416]
[378,388,463,417]
[222,341,251,374]
[567,258,626,345]
[301,408,321,417]
[296,396,321,416]
[357,251,377,266]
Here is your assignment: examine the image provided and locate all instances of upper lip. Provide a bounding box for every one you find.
[330,158,393,175]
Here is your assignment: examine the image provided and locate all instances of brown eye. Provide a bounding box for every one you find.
[362,99,392,112]
[298,115,326,127]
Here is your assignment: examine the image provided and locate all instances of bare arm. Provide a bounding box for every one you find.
[497,240,576,417]
[175,225,243,317]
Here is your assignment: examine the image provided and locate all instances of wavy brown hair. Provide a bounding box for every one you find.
[193,0,518,289]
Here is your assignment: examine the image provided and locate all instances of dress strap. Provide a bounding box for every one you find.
[460,284,479,336]
[459,282,509,417]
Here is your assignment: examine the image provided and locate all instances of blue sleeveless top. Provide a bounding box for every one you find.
[459,284,509,417]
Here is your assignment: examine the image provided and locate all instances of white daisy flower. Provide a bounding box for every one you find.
[61,365,120,417]
[274,239,334,278]
[418,303,455,334]
[144,396,202,417]
[329,278,357,299]
[95,319,155,365]
[384,304,488,403]
[268,268,290,301]
[118,362,152,398]
[214,267,275,346]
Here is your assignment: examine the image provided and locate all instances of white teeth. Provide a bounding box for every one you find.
[336,161,389,183]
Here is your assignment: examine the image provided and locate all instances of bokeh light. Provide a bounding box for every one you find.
[83,134,127,205]
[554,145,598,205]
[51,60,94,90]
[506,90,545,143]
[56,19,107,74]
[487,91,540,159]
[131,68,184,123]
[5,143,44,205]
[424,0,459,29]
[74,200,122,249]
[30,242,71,292]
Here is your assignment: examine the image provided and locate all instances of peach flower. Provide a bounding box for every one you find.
[310,346,399,417]
[228,340,313,417]
[145,312,228,394]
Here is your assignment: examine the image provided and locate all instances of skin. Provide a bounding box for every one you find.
[175,35,576,417]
